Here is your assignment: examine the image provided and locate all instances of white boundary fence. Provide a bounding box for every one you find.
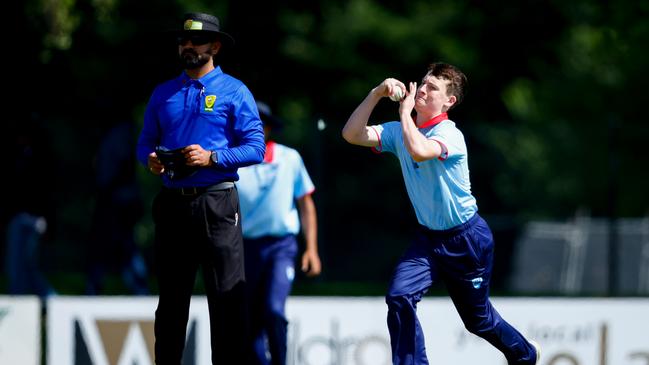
[37,296,649,365]
[1,295,647,364]
[0,296,41,365]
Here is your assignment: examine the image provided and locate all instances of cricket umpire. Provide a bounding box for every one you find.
[136,12,265,364]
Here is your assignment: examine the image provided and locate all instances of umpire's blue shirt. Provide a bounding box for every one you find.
[137,67,265,188]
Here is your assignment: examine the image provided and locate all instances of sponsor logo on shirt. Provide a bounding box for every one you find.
[204,95,216,112]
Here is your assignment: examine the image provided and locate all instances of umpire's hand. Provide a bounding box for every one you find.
[147,152,164,175]
[182,144,212,167]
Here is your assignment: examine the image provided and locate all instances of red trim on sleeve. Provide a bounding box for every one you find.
[369,126,383,154]
[419,112,448,129]
[431,138,449,160]
[297,188,316,199]
[264,141,276,163]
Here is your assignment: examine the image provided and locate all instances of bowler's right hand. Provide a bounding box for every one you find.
[375,78,407,100]
[147,152,165,175]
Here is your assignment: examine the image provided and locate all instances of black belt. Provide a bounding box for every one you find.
[164,181,235,196]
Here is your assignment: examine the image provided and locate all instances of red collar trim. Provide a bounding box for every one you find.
[264,141,276,163]
[419,113,448,129]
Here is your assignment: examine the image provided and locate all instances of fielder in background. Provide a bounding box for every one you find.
[236,101,322,365]
[342,63,540,365]
[136,12,265,364]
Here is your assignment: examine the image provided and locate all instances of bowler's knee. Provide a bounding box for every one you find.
[463,317,496,337]
[385,294,411,312]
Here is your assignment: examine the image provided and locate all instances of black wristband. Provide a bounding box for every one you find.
[210,151,218,166]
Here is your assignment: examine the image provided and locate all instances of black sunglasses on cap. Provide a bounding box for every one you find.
[177,34,217,46]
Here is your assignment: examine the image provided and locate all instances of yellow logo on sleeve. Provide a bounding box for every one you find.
[204,95,216,112]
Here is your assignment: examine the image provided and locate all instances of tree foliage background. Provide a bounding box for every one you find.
[4,0,649,294]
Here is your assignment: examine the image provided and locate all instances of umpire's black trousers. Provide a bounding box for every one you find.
[152,186,248,364]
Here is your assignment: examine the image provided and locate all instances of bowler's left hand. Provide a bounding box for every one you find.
[399,81,417,116]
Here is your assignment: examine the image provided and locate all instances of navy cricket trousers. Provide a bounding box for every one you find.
[244,234,298,365]
[385,214,536,365]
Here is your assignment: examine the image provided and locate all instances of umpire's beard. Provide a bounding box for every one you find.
[180,49,211,70]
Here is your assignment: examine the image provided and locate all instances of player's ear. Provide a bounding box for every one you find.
[446,95,457,108]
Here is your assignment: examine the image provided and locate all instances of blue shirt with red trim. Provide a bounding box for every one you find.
[136,66,265,188]
[236,141,315,238]
[371,114,477,230]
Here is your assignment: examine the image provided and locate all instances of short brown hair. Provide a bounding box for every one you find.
[427,63,467,110]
